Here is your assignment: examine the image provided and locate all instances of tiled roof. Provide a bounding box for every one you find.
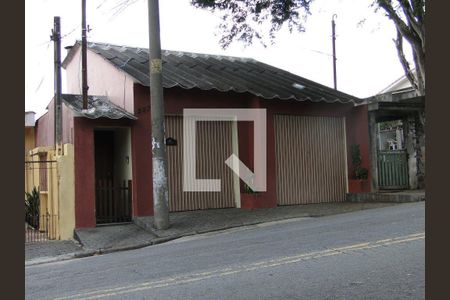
[64,41,363,105]
[61,94,137,120]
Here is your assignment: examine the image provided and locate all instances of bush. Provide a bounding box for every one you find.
[351,145,369,180]
[25,187,40,229]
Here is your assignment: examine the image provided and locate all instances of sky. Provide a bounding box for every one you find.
[25,0,413,117]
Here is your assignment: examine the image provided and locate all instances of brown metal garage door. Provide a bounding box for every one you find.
[274,115,347,205]
[165,116,235,212]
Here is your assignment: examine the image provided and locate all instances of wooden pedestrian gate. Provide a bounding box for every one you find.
[377,150,409,190]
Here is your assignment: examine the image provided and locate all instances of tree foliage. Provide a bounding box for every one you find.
[191,0,312,48]
[192,0,425,95]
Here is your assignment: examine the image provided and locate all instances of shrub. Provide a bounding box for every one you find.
[25,187,40,229]
[351,145,369,180]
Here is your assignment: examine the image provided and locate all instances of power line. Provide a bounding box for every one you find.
[34,75,46,93]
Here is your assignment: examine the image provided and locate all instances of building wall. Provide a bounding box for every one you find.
[73,117,95,228]
[113,128,132,188]
[345,105,371,191]
[70,83,370,227]
[129,85,371,217]
[35,100,74,147]
[62,101,75,144]
[25,127,35,157]
[35,110,53,147]
[131,85,251,218]
[64,48,135,113]
[73,117,133,228]
[57,144,76,239]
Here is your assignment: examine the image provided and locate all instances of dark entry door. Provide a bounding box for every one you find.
[95,131,114,183]
[94,130,132,224]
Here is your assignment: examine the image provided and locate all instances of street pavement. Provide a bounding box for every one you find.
[25,202,424,300]
[26,202,397,265]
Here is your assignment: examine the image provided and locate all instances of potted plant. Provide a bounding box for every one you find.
[240,181,261,209]
[349,145,369,193]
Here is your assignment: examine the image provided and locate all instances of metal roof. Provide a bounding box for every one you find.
[64,41,363,105]
[61,94,137,120]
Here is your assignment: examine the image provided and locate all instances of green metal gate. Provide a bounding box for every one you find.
[377,150,409,190]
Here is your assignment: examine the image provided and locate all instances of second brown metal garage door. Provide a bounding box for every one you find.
[165,116,235,212]
[274,115,348,205]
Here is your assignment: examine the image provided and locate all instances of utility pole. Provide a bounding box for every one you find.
[147,0,169,229]
[51,16,63,152]
[81,0,89,109]
[332,14,337,90]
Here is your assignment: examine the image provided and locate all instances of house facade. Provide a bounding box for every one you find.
[35,41,371,229]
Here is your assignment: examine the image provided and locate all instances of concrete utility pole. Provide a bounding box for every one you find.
[147,0,170,229]
[332,14,337,90]
[51,16,63,151]
[81,0,89,109]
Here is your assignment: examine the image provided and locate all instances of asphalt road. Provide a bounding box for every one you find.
[26,202,425,300]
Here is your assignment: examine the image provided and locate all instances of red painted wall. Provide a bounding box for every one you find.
[345,105,371,192]
[73,117,133,228]
[132,85,251,216]
[73,118,96,228]
[132,85,371,214]
[131,86,153,217]
[68,84,370,228]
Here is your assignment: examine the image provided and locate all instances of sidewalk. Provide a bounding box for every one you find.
[25,202,398,265]
[134,202,398,238]
[25,240,84,265]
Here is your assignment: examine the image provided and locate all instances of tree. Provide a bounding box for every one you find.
[191,0,425,96]
[376,0,425,96]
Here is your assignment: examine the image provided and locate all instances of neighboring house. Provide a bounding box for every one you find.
[25,111,36,194]
[366,73,425,191]
[26,109,76,242]
[35,41,371,229]
[378,71,416,95]
[25,111,36,158]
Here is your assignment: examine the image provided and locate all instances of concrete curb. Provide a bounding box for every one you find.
[346,192,425,203]
[25,250,96,267]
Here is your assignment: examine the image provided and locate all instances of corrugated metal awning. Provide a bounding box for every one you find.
[61,94,137,120]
